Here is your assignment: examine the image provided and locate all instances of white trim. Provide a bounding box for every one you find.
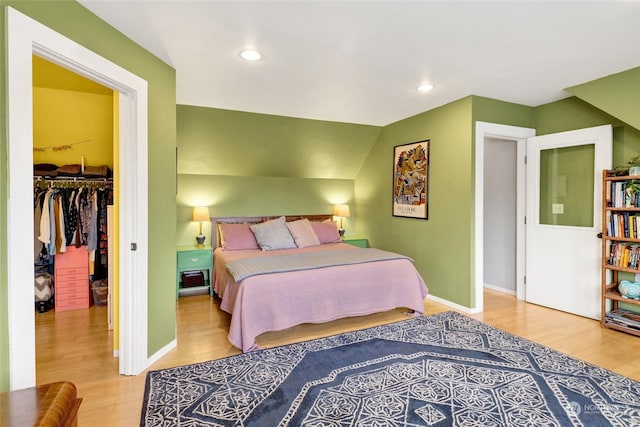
[7,8,36,390]
[146,339,178,367]
[483,283,517,296]
[7,7,150,389]
[516,140,527,301]
[426,294,481,314]
[474,122,535,315]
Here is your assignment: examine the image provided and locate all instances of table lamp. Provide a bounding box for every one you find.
[192,206,210,246]
[333,204,350,238]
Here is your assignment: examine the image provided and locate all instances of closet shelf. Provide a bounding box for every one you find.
[33,176,113,188]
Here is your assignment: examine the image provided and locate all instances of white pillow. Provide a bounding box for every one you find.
[286,219,321,248]
[250,216,296,251]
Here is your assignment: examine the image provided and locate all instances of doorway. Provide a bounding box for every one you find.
[483,137,518,296]
[32,55,117,379]
[7,7,149,390]
[475,122,612,319]
[474,122,536,312]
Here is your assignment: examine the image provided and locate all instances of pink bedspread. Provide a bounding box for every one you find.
[213,243,428,352]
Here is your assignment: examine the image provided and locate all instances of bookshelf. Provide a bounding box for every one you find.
[601,170,640,336]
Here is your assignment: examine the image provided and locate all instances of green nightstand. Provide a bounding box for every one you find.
[176,245,213,299]
[343,238,369,248]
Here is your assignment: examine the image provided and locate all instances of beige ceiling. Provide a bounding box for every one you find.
[77,1,640,126]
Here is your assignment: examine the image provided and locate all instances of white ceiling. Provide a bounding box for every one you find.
[78,1,640,126]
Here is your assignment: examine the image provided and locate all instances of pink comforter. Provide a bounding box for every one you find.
[213,243,428,352]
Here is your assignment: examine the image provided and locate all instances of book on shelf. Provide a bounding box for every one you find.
[606,309,640,329]
[607,213,640,239]
[610,181,640,208]
[606,318,640,331]
[607,242,640,269]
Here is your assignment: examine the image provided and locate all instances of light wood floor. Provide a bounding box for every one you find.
[34,289,640,426]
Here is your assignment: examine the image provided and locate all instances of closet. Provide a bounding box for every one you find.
[34,177,113,314]
[32,54,118,381]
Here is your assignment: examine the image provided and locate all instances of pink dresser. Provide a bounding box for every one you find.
[54,246,90,312]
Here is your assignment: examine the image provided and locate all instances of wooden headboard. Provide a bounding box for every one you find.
[211,214,333,248]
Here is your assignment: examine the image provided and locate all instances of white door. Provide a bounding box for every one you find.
[525,125,612,319]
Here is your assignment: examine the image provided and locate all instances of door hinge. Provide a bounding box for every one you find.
[524,216,527,225]
[524,155,527,164]
[524,275,526,285]
[131,243,137,251]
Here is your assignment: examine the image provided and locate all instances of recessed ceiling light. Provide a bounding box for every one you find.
[417,84,434,93]
[239,49,262,61]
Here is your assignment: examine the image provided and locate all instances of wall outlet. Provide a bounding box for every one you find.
[552,203,564,214]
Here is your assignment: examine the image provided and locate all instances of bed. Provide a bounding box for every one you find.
[211,214,428,352]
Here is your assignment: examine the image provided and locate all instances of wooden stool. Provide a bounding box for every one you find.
[0,381,82,426]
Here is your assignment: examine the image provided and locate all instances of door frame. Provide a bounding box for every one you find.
[7,7,149,389]
[474,122,536,311]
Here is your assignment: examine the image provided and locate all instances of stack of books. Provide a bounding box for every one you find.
[605,309,640,330]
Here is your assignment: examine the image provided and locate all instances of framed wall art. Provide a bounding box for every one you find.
[392,139,430,219]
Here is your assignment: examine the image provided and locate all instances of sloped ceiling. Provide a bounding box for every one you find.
[565,67,640,131]
[32,55,112,96]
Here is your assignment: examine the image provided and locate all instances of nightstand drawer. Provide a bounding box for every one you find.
[344,238,369,248]
[176,246,213,299]
[177,251,211,269]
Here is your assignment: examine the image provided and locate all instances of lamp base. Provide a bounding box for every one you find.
[338,228,345,239]
[195,234,206,246]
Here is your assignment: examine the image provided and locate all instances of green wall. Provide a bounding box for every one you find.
[535,97,640,168]
[0,0,177,390]
[175,84,639,311]
[356,98,476,306]
[176,105,381,246]
[354,96,536,308]
[177,105,381,179]
[177,174,355,245]
[566,67,640,131]
[471,96,536,129]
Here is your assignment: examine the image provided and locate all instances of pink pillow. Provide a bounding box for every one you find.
[310,221,342,244]
[286,219,321,248]
[218,223,260,250]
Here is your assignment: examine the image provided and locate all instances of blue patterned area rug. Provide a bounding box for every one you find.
[140,311,640,426]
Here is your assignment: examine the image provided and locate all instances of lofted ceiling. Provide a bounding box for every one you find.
[33,55,113,96]
[77,0,640,126]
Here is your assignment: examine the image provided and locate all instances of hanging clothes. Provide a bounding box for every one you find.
[33,179,113,268]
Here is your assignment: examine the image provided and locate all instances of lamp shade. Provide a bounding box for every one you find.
[333,204,350,217]
[192,206,210,222]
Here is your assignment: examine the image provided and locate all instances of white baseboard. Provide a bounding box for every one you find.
[426,294,482,314]
[483,283,516,296]
[145,339,177,368]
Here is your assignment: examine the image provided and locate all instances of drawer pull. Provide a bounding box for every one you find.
[190,258,200,263]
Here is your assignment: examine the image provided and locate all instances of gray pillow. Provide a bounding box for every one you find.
[250,216,296,251]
